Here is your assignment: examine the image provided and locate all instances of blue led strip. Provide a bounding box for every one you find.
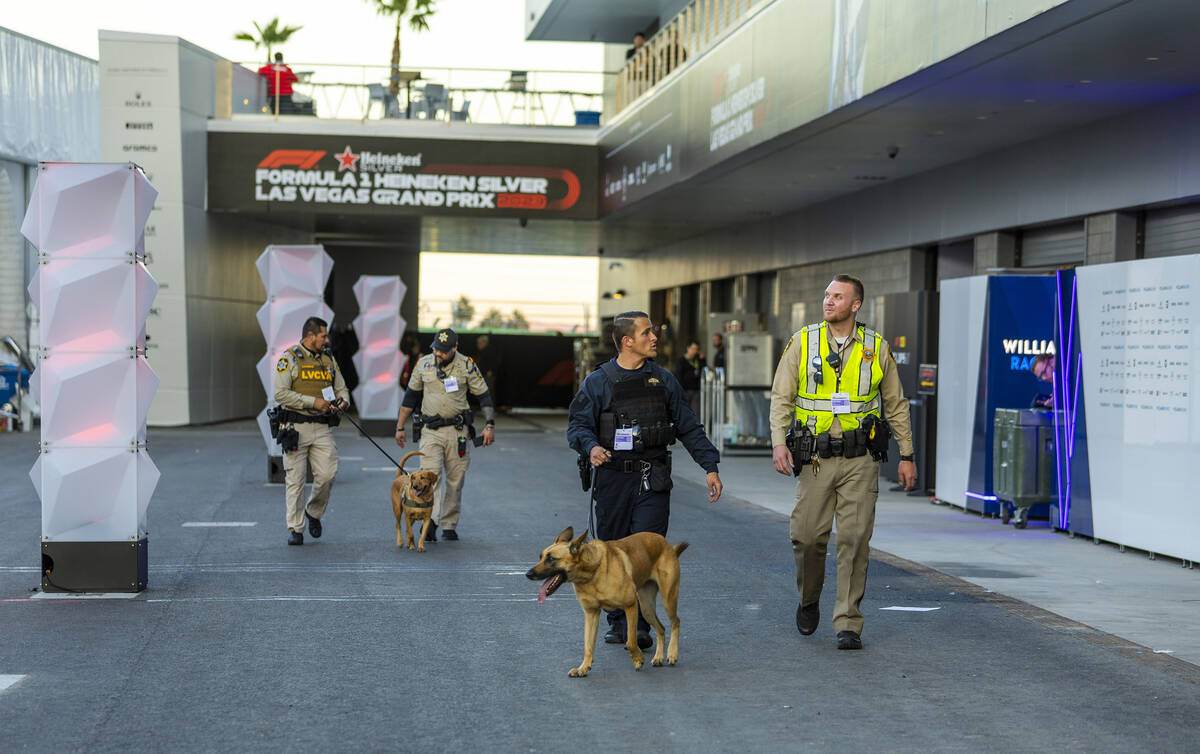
[1052,272,1081,531]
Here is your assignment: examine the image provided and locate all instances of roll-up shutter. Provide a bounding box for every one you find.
[1144,205,1200,258]
[1020,222,1084,267]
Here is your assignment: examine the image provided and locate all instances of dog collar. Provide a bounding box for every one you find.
[403,481,434,508]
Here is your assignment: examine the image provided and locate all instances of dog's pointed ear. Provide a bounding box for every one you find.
[555,526,574,543]
[569,531,588,555]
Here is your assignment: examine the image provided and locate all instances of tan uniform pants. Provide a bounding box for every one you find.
[283,422,339,533]
[790,452,879,634]
[420,425,470,530]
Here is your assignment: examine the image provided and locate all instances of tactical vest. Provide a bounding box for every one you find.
[291,345,335,412]
[794,322,884,435]
[597,361,676,459]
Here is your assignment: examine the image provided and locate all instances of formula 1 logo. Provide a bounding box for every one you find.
[258,150,326,169]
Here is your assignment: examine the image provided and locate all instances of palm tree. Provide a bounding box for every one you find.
[368,0,437,96]
[234,18,304,63]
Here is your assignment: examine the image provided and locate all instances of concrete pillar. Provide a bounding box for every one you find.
[973,231,1018,273]
[1085,212,1139,265]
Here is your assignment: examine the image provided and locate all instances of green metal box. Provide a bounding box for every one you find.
[993,408,1057,507]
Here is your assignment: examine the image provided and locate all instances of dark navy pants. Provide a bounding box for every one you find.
[592,464,670,633]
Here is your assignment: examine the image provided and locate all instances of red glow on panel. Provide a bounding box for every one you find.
[372,373,395,383]
[67,423,118,444]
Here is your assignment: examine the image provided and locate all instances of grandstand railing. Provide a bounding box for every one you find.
[615,0,763,113]
[230,62,608,127]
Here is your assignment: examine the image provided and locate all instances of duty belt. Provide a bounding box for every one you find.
[417,412,469,430]
[279,409,336,425]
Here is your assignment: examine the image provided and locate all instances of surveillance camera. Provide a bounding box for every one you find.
[887,145,899,159]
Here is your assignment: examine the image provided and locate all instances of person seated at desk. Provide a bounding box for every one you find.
[258,52,298,113]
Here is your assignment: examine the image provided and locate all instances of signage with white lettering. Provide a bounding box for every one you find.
[208,133,598,219]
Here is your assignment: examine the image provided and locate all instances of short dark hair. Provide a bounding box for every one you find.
[302,316,328,338]
[274,52,284,62]
[832,274,864,304]
[611,311,649,350]
[634,31,646,40]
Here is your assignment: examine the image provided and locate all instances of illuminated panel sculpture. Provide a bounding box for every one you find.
[255,245,333,476]
[352,275,407,420]
[21,162,159,592]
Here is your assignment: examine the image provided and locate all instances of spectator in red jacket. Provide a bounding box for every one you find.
[258,52,298,112]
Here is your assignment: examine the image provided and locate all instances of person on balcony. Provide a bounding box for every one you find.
[258,52,298,113]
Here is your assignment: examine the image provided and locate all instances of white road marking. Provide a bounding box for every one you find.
[182,522,258,527]
[0,675,27,694]
[31,592,139,600]
[361,467,396,472]
[341,456,364,460]
[880,606,941,612]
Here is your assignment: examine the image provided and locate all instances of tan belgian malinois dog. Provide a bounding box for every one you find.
[525,526,687,677]
[390,451,439,551]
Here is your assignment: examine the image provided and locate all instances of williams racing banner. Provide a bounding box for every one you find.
[207,131,598,219]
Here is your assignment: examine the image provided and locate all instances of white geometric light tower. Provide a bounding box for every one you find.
[255,245,333,480]
[21,163,160,593]
[352,275,407,425]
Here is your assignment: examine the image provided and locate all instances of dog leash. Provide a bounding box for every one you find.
[587,468,598,540]
[337,408,404,468]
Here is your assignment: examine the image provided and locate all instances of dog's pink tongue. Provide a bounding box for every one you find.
[537,580,549,604]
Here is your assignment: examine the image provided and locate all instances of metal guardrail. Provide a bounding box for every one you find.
[700,365,726,455]
[237,62,609,127]
[615,0,761,112]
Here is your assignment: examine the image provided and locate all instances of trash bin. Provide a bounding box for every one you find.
[992,408,1057,528]
[574,110,601,126]
[0,365,29,405]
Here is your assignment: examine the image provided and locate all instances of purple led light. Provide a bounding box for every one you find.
[964,491,999,502]
[1054,272,1066,528]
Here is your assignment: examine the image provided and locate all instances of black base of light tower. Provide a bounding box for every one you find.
[41,540,148,593]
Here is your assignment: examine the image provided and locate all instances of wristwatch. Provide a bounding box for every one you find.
[899,454,914,462]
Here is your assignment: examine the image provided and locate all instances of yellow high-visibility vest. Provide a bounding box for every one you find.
[794,322,884,434]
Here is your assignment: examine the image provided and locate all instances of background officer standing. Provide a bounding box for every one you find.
[568,311,723,648]
[273,316,350,546]
[769,275,916,650]
[395,328,495,541]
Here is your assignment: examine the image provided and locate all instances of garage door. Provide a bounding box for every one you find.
[1144,205,1200,258]
[1021,222,1084,267]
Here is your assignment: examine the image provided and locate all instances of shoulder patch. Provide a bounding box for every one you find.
[782,336,794,357]
[276,357,289,373]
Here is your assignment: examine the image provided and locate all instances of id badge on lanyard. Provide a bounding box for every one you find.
[613,427,635,451]
[831,393,851,414]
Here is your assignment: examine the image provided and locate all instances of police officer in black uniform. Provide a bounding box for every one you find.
[567,311,723,648]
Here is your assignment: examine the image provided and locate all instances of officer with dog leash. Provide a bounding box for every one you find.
[273,316,351,546]
[568,310,723,649]
[395,328,495,541]
[769,275,916,650]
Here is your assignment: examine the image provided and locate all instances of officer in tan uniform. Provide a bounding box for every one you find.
[394,329,495,541]
[769,275,917,650]
[273,316,350,546]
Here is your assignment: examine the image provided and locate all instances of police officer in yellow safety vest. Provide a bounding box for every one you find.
[769,275,917,651]
[394,328,496,542]
[273,316,351,546]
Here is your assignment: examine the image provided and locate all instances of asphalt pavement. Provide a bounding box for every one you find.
[0,416,1196,752]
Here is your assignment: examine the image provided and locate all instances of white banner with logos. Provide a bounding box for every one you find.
[1077,254,1198,561]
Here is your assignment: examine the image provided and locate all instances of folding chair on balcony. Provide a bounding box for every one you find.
[367,83,402,118]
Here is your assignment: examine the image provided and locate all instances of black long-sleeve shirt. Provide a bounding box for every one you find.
[567,358,719,473]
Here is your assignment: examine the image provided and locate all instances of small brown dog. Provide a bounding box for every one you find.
[525,526,687,677]
[390,451,439,551]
